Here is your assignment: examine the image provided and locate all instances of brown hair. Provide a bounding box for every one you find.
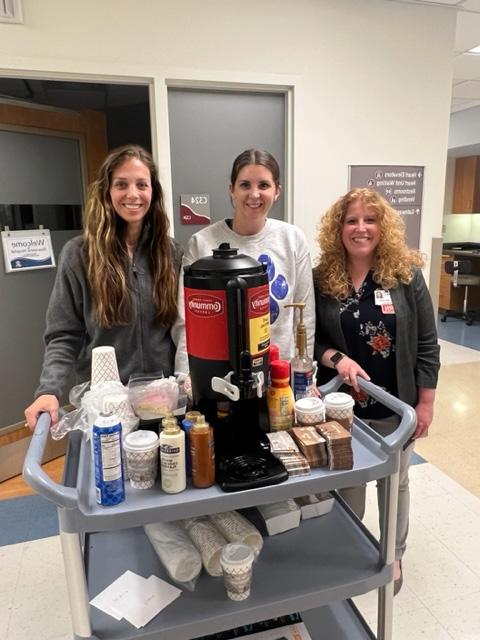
[230,148,281,187]
[83,145,178,327]
[313,188,424,299]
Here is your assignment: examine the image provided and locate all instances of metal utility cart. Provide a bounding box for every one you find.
[23,377,416,640]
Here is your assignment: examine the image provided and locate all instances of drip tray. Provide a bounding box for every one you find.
[217,450,288,492]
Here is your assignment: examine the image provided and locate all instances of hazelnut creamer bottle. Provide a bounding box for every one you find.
[190,415,215,488]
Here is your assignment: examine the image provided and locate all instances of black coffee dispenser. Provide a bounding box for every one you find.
[183,243,287,491]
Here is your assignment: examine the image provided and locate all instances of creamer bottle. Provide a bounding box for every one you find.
[160,416,186,493]
[267,359,295,431]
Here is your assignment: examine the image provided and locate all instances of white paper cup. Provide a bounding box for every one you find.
[295,397,325,425]
[220,543,254,601]
[91,346,120,387]
[123,430,159,489]
[324,392,355,431]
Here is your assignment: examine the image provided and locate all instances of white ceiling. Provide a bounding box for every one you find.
[389,0,480,112]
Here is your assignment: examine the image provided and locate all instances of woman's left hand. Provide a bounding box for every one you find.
[414,400,434,438]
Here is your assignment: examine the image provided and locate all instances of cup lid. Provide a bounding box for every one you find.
[294,397,324,413]
[324,392,355,409]
[220,543,254,565]
[123,430,159,450]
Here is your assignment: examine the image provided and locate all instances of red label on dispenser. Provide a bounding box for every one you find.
[248,284,270,356]
[185,288,228,360]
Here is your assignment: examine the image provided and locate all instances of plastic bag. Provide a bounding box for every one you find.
[50,407,89,440]
[128,374,180,420]
[144,521,202,591]
[69,381,90,409]
[51,380,139,440]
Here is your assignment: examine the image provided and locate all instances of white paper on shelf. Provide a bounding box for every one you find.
[89,570,181,628]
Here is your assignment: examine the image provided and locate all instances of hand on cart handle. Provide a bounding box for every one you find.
[25,394,59,431]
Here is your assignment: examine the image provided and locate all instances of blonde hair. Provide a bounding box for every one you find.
[313,188,424,299]
[84,145,178,328]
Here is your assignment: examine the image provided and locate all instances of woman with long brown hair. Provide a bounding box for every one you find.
[25,145,182,429]
[314,188,440,594]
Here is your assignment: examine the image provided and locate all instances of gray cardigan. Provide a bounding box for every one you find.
[314,269,440,407]
[36,234,183,399]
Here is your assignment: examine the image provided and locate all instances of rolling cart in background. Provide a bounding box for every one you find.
[23,377,416,640]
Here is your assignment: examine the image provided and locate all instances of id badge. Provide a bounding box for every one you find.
[374,289,392,305]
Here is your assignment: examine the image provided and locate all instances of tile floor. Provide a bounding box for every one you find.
[1,337,479,639]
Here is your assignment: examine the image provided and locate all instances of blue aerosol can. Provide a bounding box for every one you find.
[92,412,125,506]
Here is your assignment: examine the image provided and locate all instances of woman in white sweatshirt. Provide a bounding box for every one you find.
[174,148,314,375]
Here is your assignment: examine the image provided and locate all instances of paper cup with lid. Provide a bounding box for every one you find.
[123,430,159,489]
[294,397,325,425]
[324,392,355,431]
[220,543,255,601]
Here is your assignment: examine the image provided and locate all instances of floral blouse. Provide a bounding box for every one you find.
[340,271,397,419]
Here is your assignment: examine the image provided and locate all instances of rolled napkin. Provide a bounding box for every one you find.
[144,521,202,584]
[209,511,263,558]
[182,516,228,576]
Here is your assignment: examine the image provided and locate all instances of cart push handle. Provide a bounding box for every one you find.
[23,412,79,509]
[320,375,416,454]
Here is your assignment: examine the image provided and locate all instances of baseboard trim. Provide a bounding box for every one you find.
[0,434,67,483]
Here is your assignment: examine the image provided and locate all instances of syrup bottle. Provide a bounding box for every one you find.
[190,415,215,488]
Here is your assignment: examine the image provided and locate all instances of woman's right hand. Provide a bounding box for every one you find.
[335,356,370,393]
[25,395,59,431]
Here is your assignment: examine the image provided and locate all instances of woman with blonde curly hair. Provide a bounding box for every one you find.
[313,188,440,594]
[25,145,183,429]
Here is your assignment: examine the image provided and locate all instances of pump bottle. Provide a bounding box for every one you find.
[285,302,315,400]
[160,415,186,494]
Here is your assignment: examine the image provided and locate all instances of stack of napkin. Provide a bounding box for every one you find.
[290,426,328,468]
[266,431,311,477]
[316,420,353,470]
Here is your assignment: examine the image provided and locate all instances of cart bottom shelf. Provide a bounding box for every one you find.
[80,601,375,640]
[302,600,376,639]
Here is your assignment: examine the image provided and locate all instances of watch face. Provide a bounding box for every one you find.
[330,351,344,365]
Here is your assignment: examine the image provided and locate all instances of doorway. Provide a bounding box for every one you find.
[0,76,152,443]
[167,87,286,248]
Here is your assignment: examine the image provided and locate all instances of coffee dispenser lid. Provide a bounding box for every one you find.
[187,243,264,275]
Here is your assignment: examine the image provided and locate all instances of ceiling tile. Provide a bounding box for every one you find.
[453,52,480,78]
[455,11,480,50]
[451,98,480,111]
[461,0,480,11]
[452,79,480,98]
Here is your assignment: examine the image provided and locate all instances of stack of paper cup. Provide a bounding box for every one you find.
[91,346,120,387]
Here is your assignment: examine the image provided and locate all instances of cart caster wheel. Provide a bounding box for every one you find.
[440,316,447,322]
[467,319,473,326]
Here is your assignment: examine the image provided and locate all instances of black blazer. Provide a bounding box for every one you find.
[314,269,440,407]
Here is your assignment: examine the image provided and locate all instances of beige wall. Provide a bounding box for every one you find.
[0,0,456,281]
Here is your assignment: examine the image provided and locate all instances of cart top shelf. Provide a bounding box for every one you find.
[23,377,416,534]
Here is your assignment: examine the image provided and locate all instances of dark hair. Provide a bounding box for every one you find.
[230,148,281,187]
[84,144,178,327]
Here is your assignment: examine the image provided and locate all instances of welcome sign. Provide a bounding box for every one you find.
[1,229,55,273]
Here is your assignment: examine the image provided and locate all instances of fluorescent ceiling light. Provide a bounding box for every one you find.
[467,45,480,54]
